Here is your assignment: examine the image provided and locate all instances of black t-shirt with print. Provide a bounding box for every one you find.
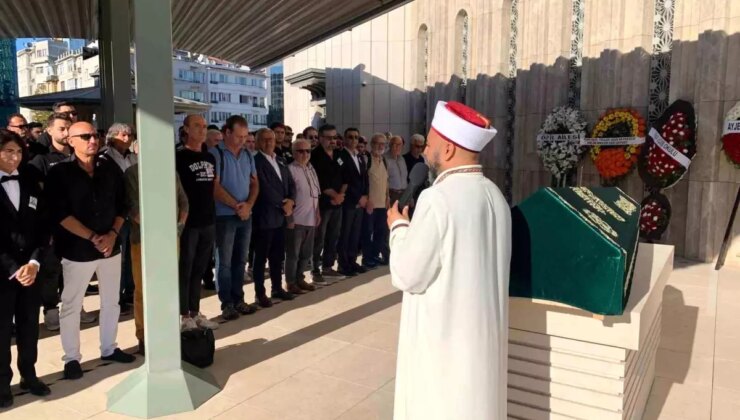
[176,148,216,228]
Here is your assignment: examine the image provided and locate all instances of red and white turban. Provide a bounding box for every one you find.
[430,101,498,152]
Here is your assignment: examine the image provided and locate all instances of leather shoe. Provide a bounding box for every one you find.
[353,264,368,274]
[64,361,83,380]
[272,289,295,302]
[20,378,50,396]
[287,284,306,295]
[0,389,12,408]
[256,294,273,308]
[297,279,316,292]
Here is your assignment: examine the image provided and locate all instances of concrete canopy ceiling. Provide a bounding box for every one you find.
[0,0,410,69]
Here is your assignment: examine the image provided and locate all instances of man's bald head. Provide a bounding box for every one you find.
[68,121,101,158]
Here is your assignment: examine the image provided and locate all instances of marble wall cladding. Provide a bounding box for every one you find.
[669,0,740,262]
[282,0,740,263]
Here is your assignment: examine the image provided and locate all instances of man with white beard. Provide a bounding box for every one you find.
[387,100,511,420]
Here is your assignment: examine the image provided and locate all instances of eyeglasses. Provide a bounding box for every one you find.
[66,111,78,116]
[8,124,28,130]
[294,149,311,154]
[70,133,100,141]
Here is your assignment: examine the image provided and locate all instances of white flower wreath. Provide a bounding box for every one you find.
[537,106,588,185]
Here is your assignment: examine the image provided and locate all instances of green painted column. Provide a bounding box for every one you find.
[106,0,220,417]
[98,0,134,127]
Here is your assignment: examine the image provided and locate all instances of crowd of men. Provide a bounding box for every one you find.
[0,102,428,407]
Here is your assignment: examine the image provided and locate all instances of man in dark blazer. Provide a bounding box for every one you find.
[336,128,369,276]
[252,128,296,308]
[0,129,52,407]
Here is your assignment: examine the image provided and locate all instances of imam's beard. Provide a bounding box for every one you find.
[428,151,441,184]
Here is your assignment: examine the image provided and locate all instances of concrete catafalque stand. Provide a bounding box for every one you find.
[507,243,673,420]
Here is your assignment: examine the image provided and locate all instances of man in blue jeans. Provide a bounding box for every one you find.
[210,115,259,321]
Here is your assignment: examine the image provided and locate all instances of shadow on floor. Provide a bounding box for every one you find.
[642,285,698,420]
[5,267,398,412]
[208,291,402,389]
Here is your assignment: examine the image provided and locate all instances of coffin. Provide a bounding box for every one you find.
[510,187,640,315]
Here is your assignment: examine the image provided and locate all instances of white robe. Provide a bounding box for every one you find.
[389,165,511,420]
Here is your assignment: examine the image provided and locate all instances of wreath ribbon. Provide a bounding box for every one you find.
[536,133,585,143]
[649,127,691,169]
[581,136,645,146]
[723,120,740,135]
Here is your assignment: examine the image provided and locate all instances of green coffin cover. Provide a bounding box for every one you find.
[510,187,640,315]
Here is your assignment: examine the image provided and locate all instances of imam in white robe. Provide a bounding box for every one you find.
[389,164,511,420]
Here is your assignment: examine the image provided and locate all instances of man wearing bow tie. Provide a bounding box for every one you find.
[0,129,51,407]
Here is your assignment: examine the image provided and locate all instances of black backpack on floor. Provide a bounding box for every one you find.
[181,327,215,368]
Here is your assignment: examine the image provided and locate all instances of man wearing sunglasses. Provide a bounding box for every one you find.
[309,124,346,282]
[285,139,320,294]
[46,122,136,380]
[6,114,48,162]
[303,126,319,149]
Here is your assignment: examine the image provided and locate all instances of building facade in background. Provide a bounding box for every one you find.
[0,39,18,122]
[283,0,740,267]
[171,51,268,130]
[267,64,284,126]
[16,39,68,101]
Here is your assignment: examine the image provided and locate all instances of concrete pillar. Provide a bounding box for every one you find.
[106,0,220,417]
[98,0,134,127]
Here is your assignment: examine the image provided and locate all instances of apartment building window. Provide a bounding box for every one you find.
[258,98,265,108]
[36,67,44,74]
[180,90,204,102]
[237,76,247,85]
[60,81,65,90]
[218,92,231,102]
[219,74,228,83]
[210,73,218,83]
[178,69,205,83]
[239,94,251,104]
[210,111,230,123]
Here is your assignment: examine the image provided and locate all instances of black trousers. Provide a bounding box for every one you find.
[0,279,41,387]
[38,246,62,312]
[252,227,286,296]
[313,207,342,270]
[179,224,215,316]
[338,206,364,271]
[363,208,390,262]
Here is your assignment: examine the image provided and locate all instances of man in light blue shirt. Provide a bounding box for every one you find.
[210,115,259,321]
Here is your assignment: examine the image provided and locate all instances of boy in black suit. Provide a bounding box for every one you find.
[0,129,51,407]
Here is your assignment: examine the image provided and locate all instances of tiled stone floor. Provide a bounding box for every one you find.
[0,258,737,419]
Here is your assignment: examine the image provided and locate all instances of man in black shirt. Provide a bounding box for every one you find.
[310,124,346,282]
[336,128,369,276]
[176,114,220,331]
[27,113,100,331]
[46,122,136,380]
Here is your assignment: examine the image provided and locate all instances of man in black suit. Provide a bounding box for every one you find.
[252,128,296,308]
[336,128,369,276]
[0,129,52,407]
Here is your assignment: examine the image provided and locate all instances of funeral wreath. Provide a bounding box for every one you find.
[588,108,646,186]
[537,106,588,186]
[638,100,697,189]
[721,102,740,167]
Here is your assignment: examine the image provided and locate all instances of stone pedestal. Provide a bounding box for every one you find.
[507,243,673,420]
